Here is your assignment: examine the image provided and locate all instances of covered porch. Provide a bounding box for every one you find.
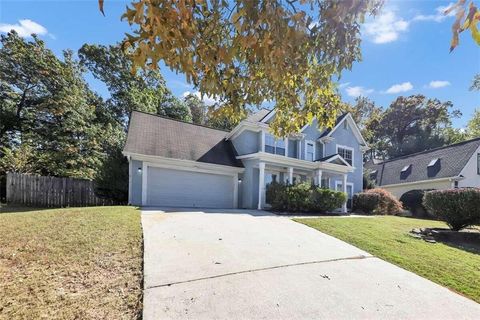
[237,152,354,212]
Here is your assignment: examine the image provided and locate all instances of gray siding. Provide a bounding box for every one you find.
[239,160,259,209]
[326,122,363,194]
[232,130,259,155]
[130,159,143,206]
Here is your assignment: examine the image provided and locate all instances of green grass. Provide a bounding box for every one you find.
[296,216,480,303]
[0,206,143,319]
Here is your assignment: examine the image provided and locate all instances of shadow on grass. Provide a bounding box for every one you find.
[0,203,51,214]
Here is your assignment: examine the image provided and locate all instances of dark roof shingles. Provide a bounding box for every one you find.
[365,138,480,186]
[124,111,243,167]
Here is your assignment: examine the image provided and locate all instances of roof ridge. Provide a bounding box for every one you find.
[132,110,230,133]
[376,136,480,164]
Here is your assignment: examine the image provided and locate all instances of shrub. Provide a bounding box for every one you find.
[266,182,346,213]
[399,189,433,218]
[353,188,402,215]
[310,188,347,213]
[423,188,480,231]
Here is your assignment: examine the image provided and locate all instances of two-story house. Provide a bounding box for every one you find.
[123,109,368,211]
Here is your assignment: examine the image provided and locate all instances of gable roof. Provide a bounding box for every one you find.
[123,111,243,168]
[319,113,368,147]
[366,137,480,186]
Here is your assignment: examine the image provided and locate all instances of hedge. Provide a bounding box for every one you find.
[423,188,480,231]
[353,188,403,215]
[266,182,346,213]
[399,189,433,218]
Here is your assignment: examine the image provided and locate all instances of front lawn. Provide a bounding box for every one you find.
[0,206,142,319]
[296,216,480,303]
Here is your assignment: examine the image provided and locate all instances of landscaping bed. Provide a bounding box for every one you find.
[0,205,142,319]
[296,216,480,303]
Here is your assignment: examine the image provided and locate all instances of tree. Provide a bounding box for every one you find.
[99,0,383,136]
[446,0,480,52]
[467,108,480,137]
[372,95,460,159]
[184,94,208,125]
[0,32,104,179]
[78,43,191,126]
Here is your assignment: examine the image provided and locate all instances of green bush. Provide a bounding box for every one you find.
[310,188,347,213]
[353,193,381,214]
[266,182,346,213]
[353,188,402,215]
[399,189,433,218]
[423,188,480,231]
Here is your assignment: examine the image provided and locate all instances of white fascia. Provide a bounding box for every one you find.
[123,152,245,175]
[236,151,353,173]
[225,121,269,140]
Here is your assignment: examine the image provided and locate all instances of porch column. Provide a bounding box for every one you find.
[297,140,301,159]
[260,130,265,152]
[258,162,265,210]
[284,137,289,157]
[316,169,322,186]
[342,173,348,213]
[288,167,293,184]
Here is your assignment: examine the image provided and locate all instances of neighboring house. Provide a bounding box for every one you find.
[365,137,480,198]
[123,109,368,210]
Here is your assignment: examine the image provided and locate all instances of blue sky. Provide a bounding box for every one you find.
[1,0,479,128]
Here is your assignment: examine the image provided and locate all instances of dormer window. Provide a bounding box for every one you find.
[400,164,412,180]
[265,133,285,156]
[428,158,439,167]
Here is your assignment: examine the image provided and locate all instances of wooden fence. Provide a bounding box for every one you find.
[6,172,115,207]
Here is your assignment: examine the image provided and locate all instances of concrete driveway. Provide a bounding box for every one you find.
[141,209,480,319]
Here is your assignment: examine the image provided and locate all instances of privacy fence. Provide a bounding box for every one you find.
[5,172,115,207]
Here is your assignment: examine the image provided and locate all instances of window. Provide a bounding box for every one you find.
[264,133,285,155]
[306,141,315,161]
[477,153,480,175]
[428,158,439,167]
[343,120,348,130]
[454,180,459,188]
[337,146,353,165]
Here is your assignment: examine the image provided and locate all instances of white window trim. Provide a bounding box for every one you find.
[336,144,354,166]
[305,140,316,161]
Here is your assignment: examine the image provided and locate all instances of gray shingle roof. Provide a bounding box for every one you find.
[124,111,243,168]
[365,138,480,186]
[246,108,272,123]
[319,113,349,138]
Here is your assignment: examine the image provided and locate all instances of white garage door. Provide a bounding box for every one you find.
[146,167,235,208]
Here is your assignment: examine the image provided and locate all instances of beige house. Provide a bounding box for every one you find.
[365,137,480,198]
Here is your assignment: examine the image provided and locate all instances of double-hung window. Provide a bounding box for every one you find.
[305,141,315,161]
[265,133,285,156]
[337,145,353,166]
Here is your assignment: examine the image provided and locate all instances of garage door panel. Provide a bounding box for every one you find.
[146,167,234,208]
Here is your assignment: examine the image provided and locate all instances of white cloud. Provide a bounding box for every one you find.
[364,10,409,44]
[385,82,413,94]
[412,2,456,23]
[428,80,451,89]
[338,82,350,89]
[0,19,48,38]
[183,91,219,106]
[345,86,374,97]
